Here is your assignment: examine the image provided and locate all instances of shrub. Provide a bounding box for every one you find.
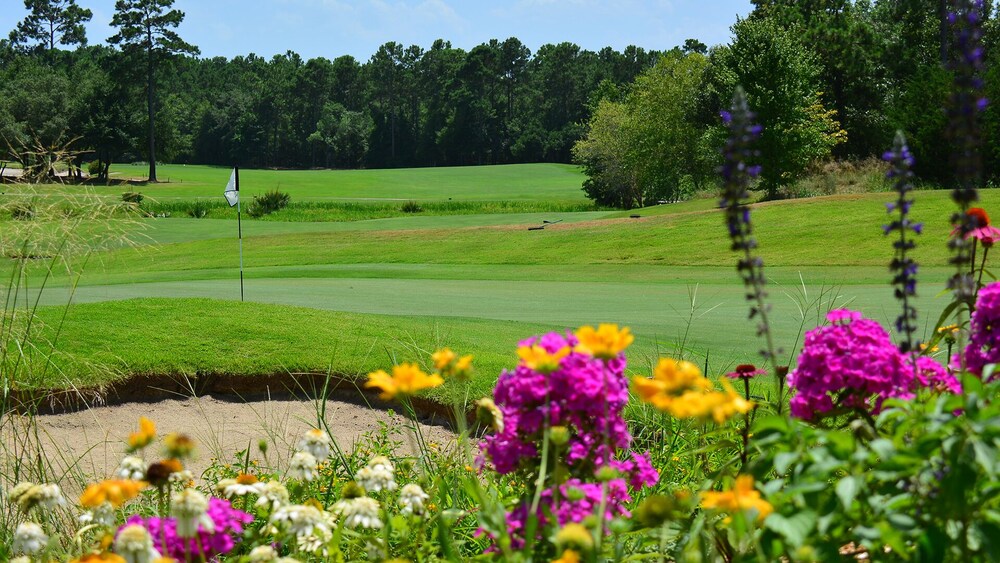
[87,161,102,176]
[247,189,290,217]
[121,192,143,206]
[186,200,210,219]
[400,200,423,213]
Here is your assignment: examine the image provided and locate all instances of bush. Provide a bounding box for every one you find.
[247,189,290,218]
[87,161,102,176]
[186,200,210,219]
[400,200,423,213]
[121,192,143,206]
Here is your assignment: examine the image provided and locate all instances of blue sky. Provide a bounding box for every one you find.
[2,0,754,61]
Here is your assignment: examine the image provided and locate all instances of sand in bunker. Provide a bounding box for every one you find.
[14,396,455,481]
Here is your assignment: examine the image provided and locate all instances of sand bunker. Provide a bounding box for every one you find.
[5,395,455,484]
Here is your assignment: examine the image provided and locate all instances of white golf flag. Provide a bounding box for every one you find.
[224,168,239,207]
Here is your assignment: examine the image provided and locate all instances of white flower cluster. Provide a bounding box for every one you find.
[355,455,396,492]
[297,428,334,460]
[12,522,48,555]
[9,482,65,512]
[78,501,116,526]
[115,456,146,480]
[269,503,336,555]
[171,488,213,538]
[285,428,334,482]
[333,496,383,529]
[114,524,161,563]
[398,483,429,516]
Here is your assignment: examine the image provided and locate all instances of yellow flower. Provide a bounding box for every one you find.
[555,523,594,551]
[79,480,146,509]
[552,549,581,563]
[366,362,444,400]
[431,348,456,371]
[163,433,196,459]
[574,324,633,359]
[919,343,940,353]
[69,553,127,563]
[431,348,474,379]
[127,417,156,451]
[938,324,960,334]
[517,344,570,374]
[455,354,474,373]
[701,475,773,521]
[632,358,712,409]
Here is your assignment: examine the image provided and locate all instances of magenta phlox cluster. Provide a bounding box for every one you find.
[963,281,1000,379]
[479,330,659,550]
[483,331,632,475]
[789,309,953,419]
[121,497,252,559]
[914,355,962,394]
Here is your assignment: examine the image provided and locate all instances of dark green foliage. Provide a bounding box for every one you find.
[10,202,36,220]
[710,17,844,199]
[400,201,423,213]
[185,200,210,218]
[9,0,92,51]
[247,189,291,217]
[751,376,1000,560]
[121,191,143,205]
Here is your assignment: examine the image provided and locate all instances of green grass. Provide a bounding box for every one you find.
[10,162,590,203]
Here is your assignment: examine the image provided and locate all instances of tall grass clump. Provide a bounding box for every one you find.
[0,179,141,557]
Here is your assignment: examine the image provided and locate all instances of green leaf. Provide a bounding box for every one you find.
[774,452,798,475]
[835,475,861,511]
[869,439,895,460]
[752,414,791,436]
[764,510,817,548]
[887,513,916,530]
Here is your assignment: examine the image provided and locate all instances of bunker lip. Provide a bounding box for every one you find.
[5,371,465,427]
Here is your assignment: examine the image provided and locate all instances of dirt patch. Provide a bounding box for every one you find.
[5,395,455,485]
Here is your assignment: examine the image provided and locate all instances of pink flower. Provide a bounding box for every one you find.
[963,281,1000,378]
[789,310,913,419]
[725,364,766,379]
[953,208,1000,246]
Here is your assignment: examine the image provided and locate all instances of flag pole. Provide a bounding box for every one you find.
[236,166,244,302]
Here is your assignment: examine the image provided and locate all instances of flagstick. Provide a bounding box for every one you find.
[236,166,244,302]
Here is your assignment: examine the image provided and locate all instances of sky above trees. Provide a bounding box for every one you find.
[0,0,754,60]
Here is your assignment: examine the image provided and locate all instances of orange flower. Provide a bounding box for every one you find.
[127,417,156,451]
[574,324,633,359]
[701,475,773,521]
[366,362,444,400]
[79,479,146,508]
[517,344,570,374]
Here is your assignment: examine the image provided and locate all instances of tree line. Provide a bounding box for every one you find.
[575,0,1000,207]
[5,0,1000,209]
[0,0,671,182]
